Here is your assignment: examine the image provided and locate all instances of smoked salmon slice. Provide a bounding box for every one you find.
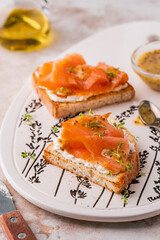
[33,53,129,98]
[61,113,130,173]
[97,62,128,90]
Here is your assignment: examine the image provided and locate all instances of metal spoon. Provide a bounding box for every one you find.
[138,100,160,129]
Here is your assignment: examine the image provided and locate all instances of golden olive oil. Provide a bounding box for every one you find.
[0,8,52,51]
[133,115,145,126]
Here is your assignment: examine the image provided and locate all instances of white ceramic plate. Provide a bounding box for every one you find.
[1,21,160,222]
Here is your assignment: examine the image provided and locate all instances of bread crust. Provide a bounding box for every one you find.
[44,126,139,194]
[33,77,135,118]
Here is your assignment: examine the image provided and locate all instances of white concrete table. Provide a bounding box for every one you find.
[0,1,160,239]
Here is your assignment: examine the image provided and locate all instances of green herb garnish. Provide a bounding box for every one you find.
[94,131,105,137]
[105,150,112,155]
[52,126,59,133]
[121,196,128,205]
[116,142,133,171]
[125,161,133,171]
[85,120,105,129]
[69,66,77,73]
[118,141,125,148]
[117,141,125,152]
[107,71,115,78]
[140,170,148,176]
[116,159,133,172]
[106,171,112,176]
[113,122,125,129]
[79,112,84,117]
[89,109,93,115]
[59,87,65,91]
[121,189,129,205]
[24,114,32,126]
[21,151,36,159]
[21,151,28,158]
[134,136,139,141]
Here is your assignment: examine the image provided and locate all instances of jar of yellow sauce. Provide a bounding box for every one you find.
[131,41,160,91]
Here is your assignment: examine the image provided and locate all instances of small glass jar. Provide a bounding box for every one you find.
[131,41,160,91]
[0,0,52,51]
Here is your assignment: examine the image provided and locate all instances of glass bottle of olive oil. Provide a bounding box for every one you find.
[0,1,52,51]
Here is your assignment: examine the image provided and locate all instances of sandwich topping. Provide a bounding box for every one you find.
[54,113,135,174]
[33,53,129,102]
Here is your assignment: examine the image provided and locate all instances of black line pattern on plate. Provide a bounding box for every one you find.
[148,160,160,202]
[106,192,114,208]
[54,169,65,197]
[121,150,149,207]
[19,100,83,186]
[29,158,49,183]
[20,99,55,182]
[21,120,53,181]
[19,99,160,208]
[137,127,160,205]
[93,188,105,208]
[19,99,43,127]
[70,176,92,205]
[148,159,160,202]
[116,105,139,122]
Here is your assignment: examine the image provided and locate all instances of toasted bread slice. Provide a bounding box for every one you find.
[44,127,139,194]
[33,77,135,118]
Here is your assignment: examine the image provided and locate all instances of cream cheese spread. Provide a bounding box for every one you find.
[52,137,111,175]
[47,90,90,102]
[39,83,128,103]
[111,83,128,92]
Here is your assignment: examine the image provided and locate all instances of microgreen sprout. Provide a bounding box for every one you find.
[21,151,28,158]
[115,142,133,171]
[24,114,32,126]
[79,112,84,117]
[121,196,128,205]
[121,189,129,205]
[106,171,112,176]
[134,136,139,141]
[105,150,112,155]
[59,87,65,91]
[69,66,77,73]
[113,122,125,129]
[140,170,148,176]
[52,126,59,133]
[117,159,132,172]
[117,141,125,155]
[123,189,129,195]
[30,154,36,159]
[21,151,36,159]
[94,131,105,137]
[89,109,93,115]
[85,120,105,129]
[125,161,133,171]
[107,71,115,78]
